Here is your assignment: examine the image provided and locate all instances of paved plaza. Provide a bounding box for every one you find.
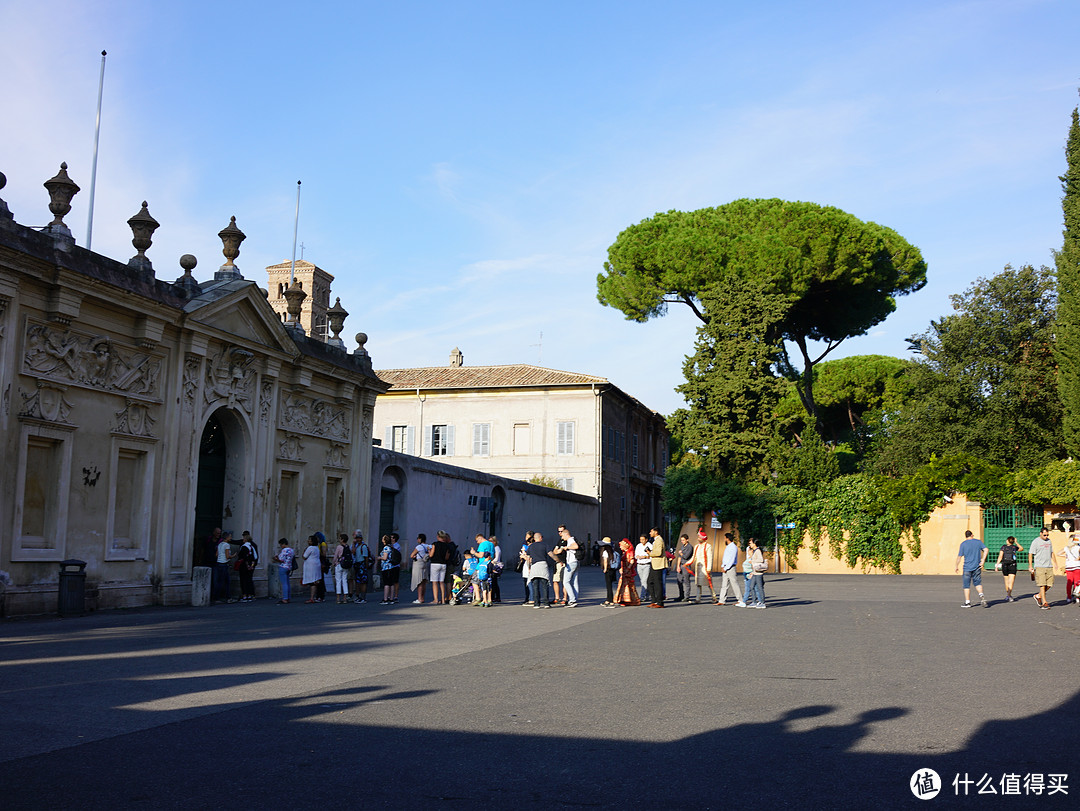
[1,569,1077,809]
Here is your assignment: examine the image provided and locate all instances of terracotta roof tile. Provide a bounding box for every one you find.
[375,364,608,390]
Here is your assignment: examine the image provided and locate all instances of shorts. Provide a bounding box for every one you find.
[429,563,447,582]
[962,569,982,589]
[1034,568,1054,589]
[1000,562,1017,576]
[382,567,400,586]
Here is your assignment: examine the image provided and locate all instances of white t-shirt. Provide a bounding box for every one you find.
[216,539,230,564]
[564,536,578,564]
[1063,543,1080,571]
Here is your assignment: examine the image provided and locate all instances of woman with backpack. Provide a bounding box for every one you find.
[236,531,259,602]
[997,535,1023,602]
[333,533,352,604]
[379,535,402,604]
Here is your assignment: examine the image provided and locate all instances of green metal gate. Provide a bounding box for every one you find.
[982,505,1042,570]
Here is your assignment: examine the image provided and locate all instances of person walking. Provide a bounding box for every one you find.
[687,533,715,604]
[1057,534,1080,605]
[997,535,1023,602]
[716,532,745,607]
[955,530,988,608]
[1029,526,1057,609]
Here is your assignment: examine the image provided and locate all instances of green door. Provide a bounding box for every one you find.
[983,505,1041,570]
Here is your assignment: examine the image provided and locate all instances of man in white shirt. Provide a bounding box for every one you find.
[635,536,651,602]
[716,532,745,607]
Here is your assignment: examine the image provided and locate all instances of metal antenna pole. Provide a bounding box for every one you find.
[289,180,301,285]
[85,50,107,249]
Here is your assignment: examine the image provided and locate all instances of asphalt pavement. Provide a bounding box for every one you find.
[1,568,1077,809]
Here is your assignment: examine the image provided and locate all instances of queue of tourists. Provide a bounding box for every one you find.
[201,524,772,609]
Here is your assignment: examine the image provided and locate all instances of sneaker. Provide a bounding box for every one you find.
[753,603,767,609]
[735,601,747,608]
[980,595,988,608]
[566,602,578,607]
[379,599,390,605]
[413,600,423,604]
[1033,595,1043,607]
[1040,603,1051,610]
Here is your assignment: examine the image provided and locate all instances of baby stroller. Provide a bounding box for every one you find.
[448,573,473,605]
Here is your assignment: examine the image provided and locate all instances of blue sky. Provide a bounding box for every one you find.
[2,0,1078,415]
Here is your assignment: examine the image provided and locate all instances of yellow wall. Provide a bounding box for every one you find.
[680,496,1076,575]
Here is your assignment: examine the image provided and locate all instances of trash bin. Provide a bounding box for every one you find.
[58,559,87,617]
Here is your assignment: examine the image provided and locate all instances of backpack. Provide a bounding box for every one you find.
[389,546,403,567]
[290,552,298,571]
[340,544,354,569]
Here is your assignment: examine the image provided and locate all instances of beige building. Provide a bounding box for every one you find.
[373,349,670,543]
[0,165,385,615]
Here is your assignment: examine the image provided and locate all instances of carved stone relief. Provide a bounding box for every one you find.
[23,322,160,398]
[204,345,255,413]
[278,432,304,460]
[0,296,8,339]
[259,380,273,426]
[113,399,156,437]
[182,354,201,410]
[326,442,347,468]
[19,380,73,423]
[279,392,350,441]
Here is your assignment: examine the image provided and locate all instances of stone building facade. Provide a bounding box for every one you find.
[373,349,669,543]
[0,166,385,616]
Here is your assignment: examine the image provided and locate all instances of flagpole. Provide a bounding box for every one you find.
[289,180,301,286]
[85,50,107,249]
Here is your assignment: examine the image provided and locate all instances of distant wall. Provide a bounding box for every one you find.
[370,448,599,565]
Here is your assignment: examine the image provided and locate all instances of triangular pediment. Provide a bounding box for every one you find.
[184,280,297,354]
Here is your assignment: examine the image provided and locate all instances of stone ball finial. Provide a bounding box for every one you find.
[174,253,201,298]
[0,171,11,222]
[355,332,368,350]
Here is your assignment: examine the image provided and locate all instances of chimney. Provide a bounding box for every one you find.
[449,347,463,367]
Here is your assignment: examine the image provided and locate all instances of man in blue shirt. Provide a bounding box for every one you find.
[954,530,988,608]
